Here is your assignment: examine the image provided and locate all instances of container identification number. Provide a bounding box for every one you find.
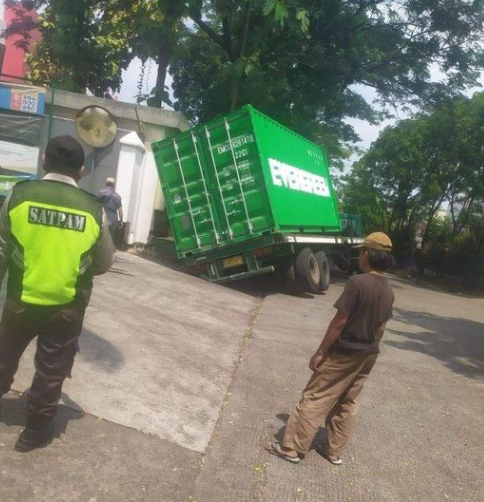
[217,135,255,155]
[235,148,248,160]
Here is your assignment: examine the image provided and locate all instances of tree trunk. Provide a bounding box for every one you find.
[421,194,446,248]
[449,191,458,236]
[456,196,475,234]
[407,205,420,225]
[387,206,396,233]
[230,4,252,111]
[230,83,240,113]
[152,40,171,108]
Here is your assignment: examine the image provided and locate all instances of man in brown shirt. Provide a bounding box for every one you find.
[266,232,395,465]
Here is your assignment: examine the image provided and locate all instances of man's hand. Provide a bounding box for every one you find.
[309,353,324,371]
[312,310,349,369]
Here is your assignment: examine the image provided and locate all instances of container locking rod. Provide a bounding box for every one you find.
[173,139,202,248]
[205,127,234,239]
[224,120,253,234]
[191,132,220,244]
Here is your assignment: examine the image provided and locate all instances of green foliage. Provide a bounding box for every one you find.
[5,0,180,99]
[338,163,390,234]
[340,92,484,282]
[5,0,140,95]
[169,0,484,163]
[417,219,484,285]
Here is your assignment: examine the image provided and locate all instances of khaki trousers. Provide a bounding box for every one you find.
[282,351,378,456]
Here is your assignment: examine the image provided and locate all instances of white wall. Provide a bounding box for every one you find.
[115,132,160,245]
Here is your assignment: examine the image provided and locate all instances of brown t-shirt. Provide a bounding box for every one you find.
[332,273,394,354]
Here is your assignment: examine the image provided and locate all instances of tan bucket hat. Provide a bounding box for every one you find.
[354,232,393,252]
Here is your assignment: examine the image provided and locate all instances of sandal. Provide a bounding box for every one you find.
[315,443,343,465]
[265,441,300,464]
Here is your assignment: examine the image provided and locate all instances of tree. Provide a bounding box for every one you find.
[4,0,139,95]
[5,0,309,107]
[169,0,484,163]
[341,118,429,260]
[340,92,484,265]
[129,0,185,107]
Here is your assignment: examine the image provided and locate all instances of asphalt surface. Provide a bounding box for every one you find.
[1,253,483,502]
[10,253,258,453]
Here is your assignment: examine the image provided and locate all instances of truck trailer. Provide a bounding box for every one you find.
[152,105,362,293]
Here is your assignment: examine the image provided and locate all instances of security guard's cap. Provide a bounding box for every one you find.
[354,232,393,252]
[45,135,85,170]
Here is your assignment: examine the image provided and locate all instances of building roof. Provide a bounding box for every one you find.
[46,88,192,133]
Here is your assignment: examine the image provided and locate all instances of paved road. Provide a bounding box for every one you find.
[1,255,483,502]
[194,276,484,502]
[10,253,258,453]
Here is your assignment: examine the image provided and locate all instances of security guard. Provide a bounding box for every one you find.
[0,135,115,452]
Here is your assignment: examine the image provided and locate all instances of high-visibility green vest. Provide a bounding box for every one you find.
[7,180,103,306]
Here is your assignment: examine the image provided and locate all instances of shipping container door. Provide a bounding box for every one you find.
[201,111,273,244]
[155,133,222,254]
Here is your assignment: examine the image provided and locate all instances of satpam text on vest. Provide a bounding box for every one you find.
[28,206,87,232]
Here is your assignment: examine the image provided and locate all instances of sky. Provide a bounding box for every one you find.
[118,58,161,105]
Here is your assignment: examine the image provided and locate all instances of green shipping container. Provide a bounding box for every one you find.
[152,105,341,260]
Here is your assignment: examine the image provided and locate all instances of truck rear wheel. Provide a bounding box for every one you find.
[295,248,320,294]
[315,251,331,291]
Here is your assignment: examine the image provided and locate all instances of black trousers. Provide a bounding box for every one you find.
[0,302,85,427]
[109,223,125,250]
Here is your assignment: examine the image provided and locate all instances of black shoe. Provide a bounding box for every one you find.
[14,424,54,453]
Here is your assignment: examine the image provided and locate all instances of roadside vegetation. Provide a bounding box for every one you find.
[341,93,484,288]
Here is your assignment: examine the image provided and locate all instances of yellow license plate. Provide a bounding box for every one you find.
[223,255,244,269]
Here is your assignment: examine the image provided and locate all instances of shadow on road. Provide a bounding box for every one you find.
[386,308,484,379]
[273,413,329,453]
[0,392,84,439]
[223,272,348,299]
[79,329,124,373]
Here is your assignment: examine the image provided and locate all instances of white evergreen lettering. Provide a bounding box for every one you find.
[269,158,330,198]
